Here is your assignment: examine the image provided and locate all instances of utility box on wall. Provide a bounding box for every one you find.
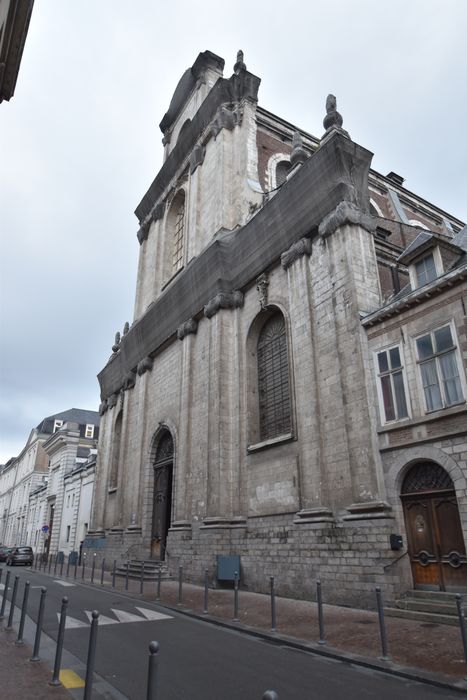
[217,555,240,581]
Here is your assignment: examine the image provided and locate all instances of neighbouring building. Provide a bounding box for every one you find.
[0,0,34,103]
[0,409,99,558]
[86,50,466,606]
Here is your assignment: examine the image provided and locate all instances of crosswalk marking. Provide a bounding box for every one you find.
[54,580,76,587]
[57,613,88,629]
[136,607,172,621]
[85,610,118,626]
[111,608,146,623]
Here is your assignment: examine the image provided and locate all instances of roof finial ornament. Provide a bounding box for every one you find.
[290,130,308,167]
[234,50,246,74]
[321,94,350,144]
[112,332,121,353]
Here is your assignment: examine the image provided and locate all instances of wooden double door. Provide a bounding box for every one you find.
[402,467,467,591]
[150,431,174,561]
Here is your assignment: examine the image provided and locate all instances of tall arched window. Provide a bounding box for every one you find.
[257,312,291,440]
[109,412,122,489]
[168,191,185,275]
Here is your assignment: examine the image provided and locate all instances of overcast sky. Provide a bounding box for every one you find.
[1,0,466,463]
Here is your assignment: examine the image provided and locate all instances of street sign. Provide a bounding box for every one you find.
[42,525,49,533]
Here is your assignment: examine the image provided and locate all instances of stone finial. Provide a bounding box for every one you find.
[123,322,130,335]
[290,131,308,167]
[112,332,121,353]
[233,50,246,74]
[321,94,349,143]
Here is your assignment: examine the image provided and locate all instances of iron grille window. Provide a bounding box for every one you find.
[401,461,453,494]
[275,161,291,187]
[257,313,291,440]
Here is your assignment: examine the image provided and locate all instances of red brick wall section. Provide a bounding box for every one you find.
[256,128,292,191]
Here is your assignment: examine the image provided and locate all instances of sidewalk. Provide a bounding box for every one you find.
[2,563,467,697]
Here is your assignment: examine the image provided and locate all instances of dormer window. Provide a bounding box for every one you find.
[85,424,94,439]
[53,420,63,433]
[414,252,437,287]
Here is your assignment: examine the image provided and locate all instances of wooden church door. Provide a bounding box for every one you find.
[151,432,174,561]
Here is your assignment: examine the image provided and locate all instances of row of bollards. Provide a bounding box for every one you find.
[27,553,467,673]
[0,567,278,699]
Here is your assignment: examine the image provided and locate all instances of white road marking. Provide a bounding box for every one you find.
[57,613,88,629]
[85,610,118,625]
[135,607,173,621]
[54,580,75,587]
[111,608,145,623]
[0,584,4,591]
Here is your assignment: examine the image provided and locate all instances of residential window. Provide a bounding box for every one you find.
[257,312,291,441]
[66,525,70,543]
[85,424,94,439]
[416,325,464,412]
[53,420,63,433]
[275,160,291,187]
[169,192,185,274]
[376,346,409,422]
[415,253,437,287]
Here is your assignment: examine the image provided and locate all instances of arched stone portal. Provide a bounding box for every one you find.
[401,461,467,591]
[151,431,174,560]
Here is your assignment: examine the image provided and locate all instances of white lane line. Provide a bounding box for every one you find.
[111,608,145,623]
[135,607,173,621]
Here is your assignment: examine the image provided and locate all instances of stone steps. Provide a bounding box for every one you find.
[115,559,170,581]
[384,589,464,626]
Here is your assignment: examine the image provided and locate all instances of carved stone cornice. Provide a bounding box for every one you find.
[281,237,312,269]
[318,201,376,239]
[108,393,119,409]
[177,318,198,340]
[137,356,153,376]
[99,399,108,416]
[151,201,165,223]
[204,291,244,319]
[210,104,243,139]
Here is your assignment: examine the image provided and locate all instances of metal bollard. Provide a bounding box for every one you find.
[156,567,162,601]
[48,553,52,574]
[233,571,239,621]
[16,580,30,645]
[455,594,467,664]
[203,569,209,614]
[54,552,58,575]
[6,575,20,630]
[101,558,106,586]
[30,587,47,662]
[375,587,389,659]
[316,579,326,645]
[0,567,2,586]
[146,641,159,700]
[83,610,99,700]
[112,560,116,588]
[50,597,68,685]
[262,692,279,700]
[82,554,86,581]
[91,553,96,584]
[178,566,183,605]
[0,570,11,619]
[60,555,64,577]
[125,560,129,590]
[270,576,276,631]
[140,562,145,595]
[74,556,78,580]
[66,555,70,578]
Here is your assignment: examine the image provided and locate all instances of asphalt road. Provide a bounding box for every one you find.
[0,564,464,700]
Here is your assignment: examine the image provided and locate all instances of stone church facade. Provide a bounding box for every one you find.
[86,50,467,606]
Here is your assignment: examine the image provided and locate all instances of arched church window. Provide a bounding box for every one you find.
[168,191,185,274]
[257,312,291,441]
[154,431,174,465]
[109,412,123,489]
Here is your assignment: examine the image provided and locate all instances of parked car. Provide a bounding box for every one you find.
[6,546,34,566]
[0,546,12,562]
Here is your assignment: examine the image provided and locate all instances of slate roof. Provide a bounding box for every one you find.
[36,408,100,434]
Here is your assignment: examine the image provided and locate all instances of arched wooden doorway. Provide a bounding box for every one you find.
[401,461,467,591]
[151,431,174,561]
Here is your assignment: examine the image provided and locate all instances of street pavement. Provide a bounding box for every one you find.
[1,562,467,699]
